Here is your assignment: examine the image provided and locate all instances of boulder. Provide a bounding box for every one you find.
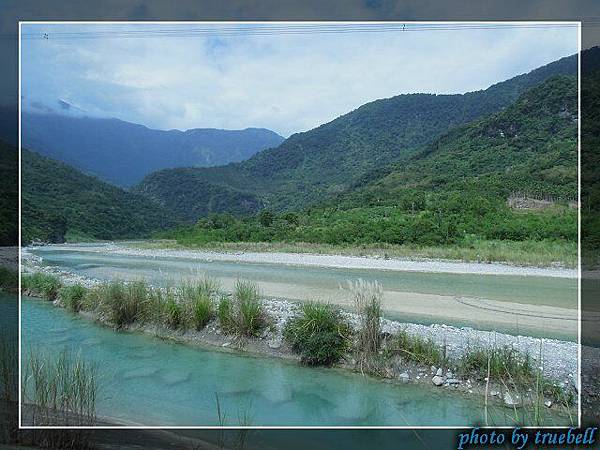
[432,375,444,386]
[435,368,443,377]
[399,372,410,383]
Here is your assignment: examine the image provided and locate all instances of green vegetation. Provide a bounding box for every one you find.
[0,267,18,293]
[386,330,447,368]
[59,284,87,312]
[137,56,576,221]
[21,272,62,300]
[22,349,98,427]
[161,76,577,267]
[21,148,180,244]
[88,280,148,328]
[351,280,383,373]
[284,302,351,366]
[218,280,267,337]
[180,279,218,330]
[459,345,534,386]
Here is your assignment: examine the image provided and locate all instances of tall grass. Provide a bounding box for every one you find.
[180,278,219,330]
[218,280,267,337]
[387,329,446,367]
[350,279,383,373]
[21,273,62,300]
[284,302,351,366]
[22,349,98,427]
[87,280,148,328]
[234,280,265,337]
[59,284,87,313]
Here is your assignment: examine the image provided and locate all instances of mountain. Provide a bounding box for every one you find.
[339,75,578,207]
[22,113,284,186]
[136,53,577,222]
[21,147,180,243]
[169,75,577,250]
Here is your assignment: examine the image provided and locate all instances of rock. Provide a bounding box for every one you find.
[431,366,437,373]
[435,368,443,377]
[503,392,521,408]
[268,339,282,349]
[544,400,553,408]
[446,378,461,385]
[490,390,500,397]
[446,371,453,378]
[432,375,444,386]
[399,372,410,383]
[222,342,231,348]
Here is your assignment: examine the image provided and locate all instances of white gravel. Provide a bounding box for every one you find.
[37,242,576,278]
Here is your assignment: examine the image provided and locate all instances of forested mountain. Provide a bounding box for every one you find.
[21,148,181,243]
[22,113,284,186]
[137,53,577,221]
[338,75,578,208]
[168,75,577,253]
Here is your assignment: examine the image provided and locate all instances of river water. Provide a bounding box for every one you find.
[14,295,570,427]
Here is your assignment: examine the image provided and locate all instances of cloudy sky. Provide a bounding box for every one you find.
[20,23,579,137]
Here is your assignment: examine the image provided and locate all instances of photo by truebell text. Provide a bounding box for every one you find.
[457,427,598,449]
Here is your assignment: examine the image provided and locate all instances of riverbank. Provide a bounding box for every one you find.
[134,239,578,269]
[54,241,578,278]
[21,250,578,424]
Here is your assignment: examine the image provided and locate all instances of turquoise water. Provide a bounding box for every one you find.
[16,296,570,427]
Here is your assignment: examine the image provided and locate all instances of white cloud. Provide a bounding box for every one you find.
[21,23,579,136]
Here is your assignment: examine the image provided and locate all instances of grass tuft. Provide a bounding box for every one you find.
[59,284,87,313]
[21,273,62,300]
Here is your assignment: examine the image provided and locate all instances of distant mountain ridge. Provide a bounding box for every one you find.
[22,113,284,186]
[136,53,578,221]
[21,145,180,243]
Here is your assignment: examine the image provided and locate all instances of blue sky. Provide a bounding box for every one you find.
[21,23,579,137]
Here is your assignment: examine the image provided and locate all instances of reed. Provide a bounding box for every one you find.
[22,349,98,427]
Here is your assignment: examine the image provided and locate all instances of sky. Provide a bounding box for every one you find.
[20,23,579,137]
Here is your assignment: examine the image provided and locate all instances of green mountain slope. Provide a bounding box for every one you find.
[137,54,577,221]
[167,75,577,266]
[341,75,577,208]
[22,148,180,243]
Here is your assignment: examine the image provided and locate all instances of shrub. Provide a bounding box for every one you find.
[59,284,87,312]
[284,302,350,366]
[21,273,62,300]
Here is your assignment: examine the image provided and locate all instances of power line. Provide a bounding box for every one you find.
[18,22,583,40]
